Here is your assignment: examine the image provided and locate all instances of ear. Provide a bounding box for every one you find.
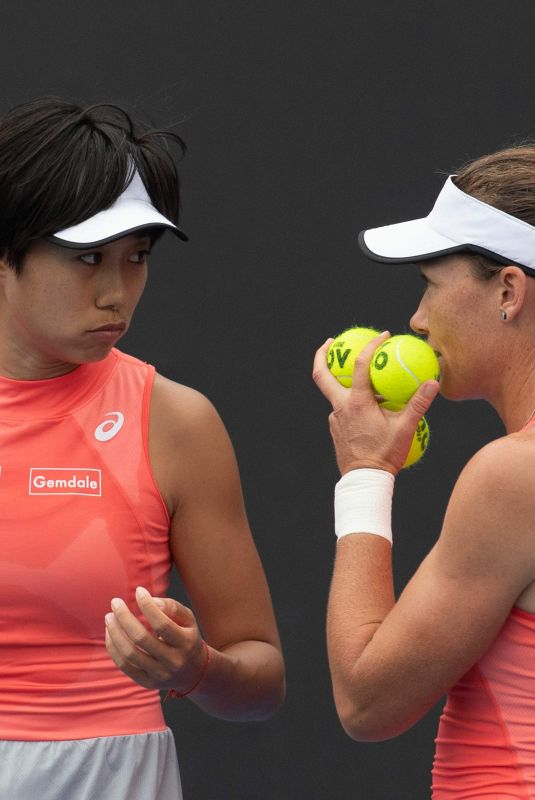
[498,266,528,321]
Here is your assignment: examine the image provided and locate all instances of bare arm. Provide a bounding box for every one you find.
[313,336,535,740]
[105,374,284,721]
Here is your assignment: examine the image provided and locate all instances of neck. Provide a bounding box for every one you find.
[487,340,535,433]
[0,331,77,380]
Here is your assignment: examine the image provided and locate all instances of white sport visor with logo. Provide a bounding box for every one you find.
[48,170,188,248]
[358,175,535,273]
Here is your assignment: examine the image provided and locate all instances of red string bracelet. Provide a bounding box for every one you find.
[164,640,211,700]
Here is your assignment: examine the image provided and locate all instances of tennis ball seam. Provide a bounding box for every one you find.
[394,339,421,388]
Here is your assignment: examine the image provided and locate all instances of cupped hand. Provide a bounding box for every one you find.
[312,332,440,475]
[105,586,207,692]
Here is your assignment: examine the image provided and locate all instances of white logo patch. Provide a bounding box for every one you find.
[29,468,102,496]
[94,411,125,442]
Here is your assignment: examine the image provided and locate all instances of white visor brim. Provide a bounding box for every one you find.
[359,176,535,271]
[49,170,187,248]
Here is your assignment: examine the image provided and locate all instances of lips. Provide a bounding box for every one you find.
[88,323,126,333]
[427,341,441,358]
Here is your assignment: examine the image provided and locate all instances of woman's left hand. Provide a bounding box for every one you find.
[105,586,208,692]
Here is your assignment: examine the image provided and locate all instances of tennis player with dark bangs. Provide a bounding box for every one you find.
[0,98,284,799]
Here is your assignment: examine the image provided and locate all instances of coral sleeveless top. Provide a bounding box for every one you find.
[432,608,535,798]
[0,349,171,740]
[433,419,535,797]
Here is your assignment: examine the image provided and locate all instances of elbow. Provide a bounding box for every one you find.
[339,714,393,743]
[338,709,391,743]
[215,641,285,722]
[335,695,412,742]
[256,652,286,720]
[252,675,286,721]
[245,648,286,721]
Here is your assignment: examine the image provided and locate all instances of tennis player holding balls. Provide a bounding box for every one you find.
[313,147,535,798]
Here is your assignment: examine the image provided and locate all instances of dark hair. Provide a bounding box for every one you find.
[453,145,535,281]
[0,97,185,271]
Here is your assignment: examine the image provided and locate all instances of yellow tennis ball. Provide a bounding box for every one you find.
[370,334,440,405]
[380,401,430,468]
[404,416,430,468]
[327,326,380,387]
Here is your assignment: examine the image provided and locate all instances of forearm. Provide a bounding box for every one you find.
[184,639,285,721]
[327,534,396,738]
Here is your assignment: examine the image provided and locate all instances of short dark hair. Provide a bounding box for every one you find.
[0,97,185,271]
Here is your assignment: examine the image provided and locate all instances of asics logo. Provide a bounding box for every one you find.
[94,411,125,442]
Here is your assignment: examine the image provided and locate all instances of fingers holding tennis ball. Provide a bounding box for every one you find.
[327,328,439,468]
[327,327,380,387]
[370,335,440,405]
[380,401,431,467]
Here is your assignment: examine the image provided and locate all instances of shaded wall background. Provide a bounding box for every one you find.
[3,2,535,797]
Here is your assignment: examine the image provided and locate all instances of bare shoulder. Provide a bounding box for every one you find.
[149,373,236,515]
[151,372,223,439]
[436,430,535,584]
[453,429,535,503]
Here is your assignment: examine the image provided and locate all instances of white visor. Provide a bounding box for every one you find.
[48,170,187,248]
[359,175,535,272]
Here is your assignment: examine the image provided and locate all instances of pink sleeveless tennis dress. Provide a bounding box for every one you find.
[0,348,182,799]
[432,420,535,798]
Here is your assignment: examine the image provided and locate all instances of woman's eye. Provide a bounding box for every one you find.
[79,252,102,265]
[130,250,150,264]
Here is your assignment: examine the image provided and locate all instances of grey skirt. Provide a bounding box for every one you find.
[0,728,182,800]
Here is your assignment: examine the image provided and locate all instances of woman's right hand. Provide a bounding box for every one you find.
[312,333,440,475]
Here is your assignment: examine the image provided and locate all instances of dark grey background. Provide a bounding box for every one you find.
[3,2,534,797]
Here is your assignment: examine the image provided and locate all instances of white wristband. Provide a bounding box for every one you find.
[334,469,395,544]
